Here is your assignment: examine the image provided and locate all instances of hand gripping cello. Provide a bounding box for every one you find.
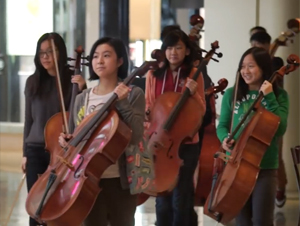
[25,50,163,226]
[204,54,300,225]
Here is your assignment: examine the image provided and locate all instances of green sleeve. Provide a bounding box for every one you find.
[217,87,233,143]
[263,88,289,136]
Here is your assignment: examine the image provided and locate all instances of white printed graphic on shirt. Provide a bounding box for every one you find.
[86,88,120,178]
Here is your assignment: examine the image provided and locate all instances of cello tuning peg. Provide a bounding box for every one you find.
[211,57,219,63]
[67,57,75,61]
[215,52,223,58]
[81,55,90,61]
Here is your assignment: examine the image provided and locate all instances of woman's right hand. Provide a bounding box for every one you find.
[21,157,27,173]
[59,133,72,148]
[222,138,235,153]
[71,74,86,91]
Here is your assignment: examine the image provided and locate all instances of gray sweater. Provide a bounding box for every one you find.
[72,85,145,189]
[23,73,73,156]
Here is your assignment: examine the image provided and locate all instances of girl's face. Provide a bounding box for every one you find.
[39,40,59,73]
[92,43,123,79]
[240,54,263,88]
[165,40,190,69]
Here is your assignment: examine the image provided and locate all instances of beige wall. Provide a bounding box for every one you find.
[130,0,161,40]
[259,0,300,197]
[85,0,100,88]
[204,0,300,197]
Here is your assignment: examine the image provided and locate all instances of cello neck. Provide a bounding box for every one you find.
[67,46,85,134]
[269,42,279,58]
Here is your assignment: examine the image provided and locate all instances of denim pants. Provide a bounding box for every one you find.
[155,143,200,226]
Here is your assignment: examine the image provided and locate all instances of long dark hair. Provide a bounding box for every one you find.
[235,47,278,101]
[26,32,71,97]
[153,29,196,79]
[88,37,129,81]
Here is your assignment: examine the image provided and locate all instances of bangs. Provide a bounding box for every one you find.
[161,32,181,50]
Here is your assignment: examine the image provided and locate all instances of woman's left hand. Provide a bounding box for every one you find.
[71,75,86,91]
[260,80,273,96]
[185,78,198,95]
[114,83,132,100]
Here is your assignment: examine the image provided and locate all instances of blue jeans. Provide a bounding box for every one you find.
[155,143,200,226]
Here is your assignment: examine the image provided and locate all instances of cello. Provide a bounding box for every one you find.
[204,54,300,224]
[194,78,228,206]
[188,13,227,206]
[269,18,300,58]
[136,78,228,206]
[25,50,163,226]
[143,41,222,196]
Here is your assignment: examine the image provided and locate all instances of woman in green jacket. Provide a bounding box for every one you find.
[217,47,289,226]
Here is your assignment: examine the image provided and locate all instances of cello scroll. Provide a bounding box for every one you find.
[205,78,229,97]
[269,18,300,57]
[277,54,300,76]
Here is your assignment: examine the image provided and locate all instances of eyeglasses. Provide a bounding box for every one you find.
[39,49,57,58]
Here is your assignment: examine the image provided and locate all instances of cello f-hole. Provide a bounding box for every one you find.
[167,142,174,159]
[74,156,84,179]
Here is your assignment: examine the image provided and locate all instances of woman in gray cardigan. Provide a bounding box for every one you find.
[59,37,151,226]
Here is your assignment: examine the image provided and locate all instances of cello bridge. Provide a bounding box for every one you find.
[216,152,232,163]
[57,156,75,170]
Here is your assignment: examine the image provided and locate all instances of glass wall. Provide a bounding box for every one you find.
[0,0,85,124]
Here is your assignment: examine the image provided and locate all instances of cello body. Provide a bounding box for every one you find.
[26,110,132,226]
[204,107,280,224]
[144,91,204,195]
[44,112,70,166]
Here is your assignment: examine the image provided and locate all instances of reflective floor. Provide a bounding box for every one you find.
[0,171,299,226]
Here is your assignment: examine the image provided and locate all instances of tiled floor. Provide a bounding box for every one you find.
[0,171,299,226]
